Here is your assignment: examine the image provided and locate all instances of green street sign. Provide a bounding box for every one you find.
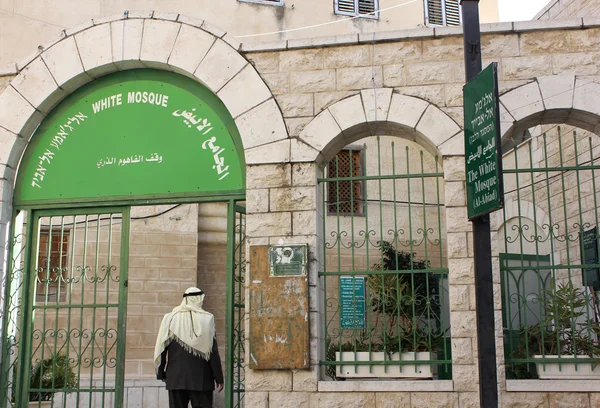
[15,69,245,205]
[463,63,504,219]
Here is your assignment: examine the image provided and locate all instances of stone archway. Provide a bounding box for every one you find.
[294,89,463,163]
[499,75,600,142]
[0,12,288,220]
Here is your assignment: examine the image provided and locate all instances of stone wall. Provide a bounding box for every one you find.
[536,0,600,20]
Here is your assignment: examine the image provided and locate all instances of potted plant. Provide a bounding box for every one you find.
[330,241,445,379]
[28,354,78,406]
[528,281,600,379]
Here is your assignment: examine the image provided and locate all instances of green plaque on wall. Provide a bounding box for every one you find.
[15,69,245,205]
[463,63,504,219]
[269,244,308,277]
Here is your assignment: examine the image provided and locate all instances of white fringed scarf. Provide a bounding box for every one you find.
[154,287,215,368]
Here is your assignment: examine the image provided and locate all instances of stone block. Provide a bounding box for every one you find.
[218,65,272,118]
[176,14,204,29]
[552,52,598,76]
[500,81,543,122]
[438,132,465,156]
[458,392,479,408]
[548,393,590,408]
[376,393,411,407]
[244,369,292,391]
[445,83,464,107]
[500,392,548,408]
[293,210,317,236]
[245,139,290,165]
[292,162,317,187]
[246,188,269,213]
[0,127,17,165]
[387,93,429,130]
[270,187,316,212]
[235,98,288,149]
[574,78,600,116]
[298,109,341,153]
[200,20,226,38]
[405,61,460,86]
[397,84,445,106]
[246,52,279,73]
[373,41,422,65]
[287,33,357,49]
[451,311,477,338]
[41,37,89,92]
[168,23,215,74]
[416,105,461,148]
[314,91,356,113]
[323,45,370,68]
[309,392,376,407]
[277,93,314,118]
[481,34,520,58]
[75,24,115,77]
[422,36,464,60]
[111,19,144,67]
[10,58,64,115]
[262,73,289,94]
[452,338,473,365]
[247,164,291,189]
[0,85,41,137]
[290,138,320,163]
[448,258,475,285]
[449,284,470,311]
[520,30,570,55]
[383,64,406,87]
[411,392,458,408]
[280,49,323,71]
[243,392,268,408]
[290,70,336,93]
[568,27,600,51]
[590,394,600,408]
[502,56,553,80]
[286,118,312,137]
[336,66,383,90]
[242,40,288,52]
[446,206,470,233]
[361,88,392,122]
[328,94,365,132]
[453,364,479,392]
[292,368,318,392]
[194,39,248,93]
[269,392,310,408]
[446,231,468,258]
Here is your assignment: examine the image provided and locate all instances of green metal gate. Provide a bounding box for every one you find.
[226,202,246,408]
[1,207,130,407]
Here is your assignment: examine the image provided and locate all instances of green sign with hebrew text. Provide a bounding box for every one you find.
[15,69,244,205]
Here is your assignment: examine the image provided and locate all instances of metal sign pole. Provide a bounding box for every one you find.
[461,1,499,407]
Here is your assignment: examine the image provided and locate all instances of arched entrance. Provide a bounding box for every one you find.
[1,60,254,408]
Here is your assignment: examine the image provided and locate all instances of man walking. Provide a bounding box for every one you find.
[154,287,224,408]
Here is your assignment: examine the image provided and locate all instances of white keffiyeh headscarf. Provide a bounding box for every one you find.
[154,287,215,367]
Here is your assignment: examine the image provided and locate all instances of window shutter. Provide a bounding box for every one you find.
[444,0,461,25]
[358,0,376,15]
[337,0,357,14]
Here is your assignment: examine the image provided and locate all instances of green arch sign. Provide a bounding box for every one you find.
[15,70,245,206]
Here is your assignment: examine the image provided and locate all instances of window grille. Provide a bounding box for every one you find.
[425,0,461,26]
[327,149,364,215]
[335,0,379,19]
[36,228,70,301]
[239,0,284,6]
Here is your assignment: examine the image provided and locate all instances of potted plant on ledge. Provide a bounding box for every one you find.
[29,354,78,407]
[529,281,600,379]
[330,241,445,380]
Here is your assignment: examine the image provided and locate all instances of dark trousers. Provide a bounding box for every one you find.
[168,390,213,408]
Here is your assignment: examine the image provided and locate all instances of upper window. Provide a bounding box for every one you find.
[335,0,379,19]
[425,0,461,26]
[327,149,364,215]
[239,0,284,5]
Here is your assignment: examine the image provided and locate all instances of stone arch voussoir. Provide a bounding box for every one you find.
[500,75,600,142]
[0,12,287,210]
[296,89,463,163]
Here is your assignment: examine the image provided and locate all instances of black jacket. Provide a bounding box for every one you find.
[157,338,224,391]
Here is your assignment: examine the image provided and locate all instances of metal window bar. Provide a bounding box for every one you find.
[501,127,600,379]
[319,136,451,380]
